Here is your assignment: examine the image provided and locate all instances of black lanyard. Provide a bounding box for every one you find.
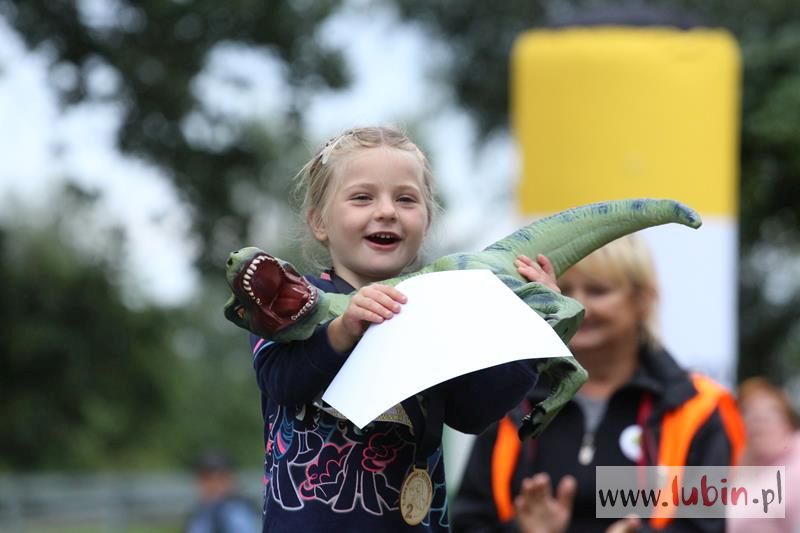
[402,392,445,468]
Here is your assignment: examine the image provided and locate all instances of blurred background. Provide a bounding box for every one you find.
[2,0,800,531]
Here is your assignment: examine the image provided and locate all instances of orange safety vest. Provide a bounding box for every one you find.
[649,373,746,527]
[491,373,746,527]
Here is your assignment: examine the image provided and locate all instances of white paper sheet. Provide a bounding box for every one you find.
[321,269,574,429]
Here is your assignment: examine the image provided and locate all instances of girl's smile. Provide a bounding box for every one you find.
[364,231,402,250]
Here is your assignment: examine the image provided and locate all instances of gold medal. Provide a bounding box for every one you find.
[399,467,433,526]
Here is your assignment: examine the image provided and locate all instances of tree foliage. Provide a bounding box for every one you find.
[0,201,178,470]
[0,186,265,471]
[0,0,346,273]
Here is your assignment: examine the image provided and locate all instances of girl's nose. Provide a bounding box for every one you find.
[375,198,397,220]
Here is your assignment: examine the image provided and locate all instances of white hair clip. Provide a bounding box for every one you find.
[319,129,355,165]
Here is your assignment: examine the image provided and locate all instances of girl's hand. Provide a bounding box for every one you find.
[327,284,407,353]
[516,254,561,294]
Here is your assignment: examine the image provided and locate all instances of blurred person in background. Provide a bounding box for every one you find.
[727,377,800,532]
[452,234,746,533]
[184,450,259,533]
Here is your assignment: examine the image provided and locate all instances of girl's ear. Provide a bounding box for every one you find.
[307,208,328,243]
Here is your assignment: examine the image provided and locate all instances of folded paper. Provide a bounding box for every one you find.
[322,270,574,429]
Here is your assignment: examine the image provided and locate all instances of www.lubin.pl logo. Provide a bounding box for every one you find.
[596,466,786,519]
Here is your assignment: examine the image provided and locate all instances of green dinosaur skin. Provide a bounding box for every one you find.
[225,198,701,438]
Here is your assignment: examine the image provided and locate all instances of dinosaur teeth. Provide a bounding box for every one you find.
[289,296,316,321]
[244,273,252,281]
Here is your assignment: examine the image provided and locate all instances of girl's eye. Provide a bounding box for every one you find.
[350,194,370,201]
[398,196,418,203]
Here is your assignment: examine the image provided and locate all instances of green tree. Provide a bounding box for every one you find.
[0,184,270,471]
[0,0,346,272]
[0,192,179,470]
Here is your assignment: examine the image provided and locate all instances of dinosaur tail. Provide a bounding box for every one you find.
[483,198,702,277]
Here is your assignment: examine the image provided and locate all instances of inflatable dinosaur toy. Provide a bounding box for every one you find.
[224,198,702,439]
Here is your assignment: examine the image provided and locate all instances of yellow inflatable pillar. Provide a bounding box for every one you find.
[512,27,740,384]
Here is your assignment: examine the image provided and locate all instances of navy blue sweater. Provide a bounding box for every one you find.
[251,272,541,532]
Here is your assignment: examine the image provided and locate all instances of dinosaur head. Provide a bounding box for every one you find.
[223,247,318,338]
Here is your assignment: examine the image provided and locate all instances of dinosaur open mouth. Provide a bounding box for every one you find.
[366,232,400,245]
[231,252,318,335]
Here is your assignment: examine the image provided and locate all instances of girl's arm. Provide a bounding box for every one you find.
[251,325,349,406]
[252,283,406,406]
[439,361,539,434]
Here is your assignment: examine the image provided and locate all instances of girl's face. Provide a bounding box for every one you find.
[311,146,429,288]
[558,267,646,355]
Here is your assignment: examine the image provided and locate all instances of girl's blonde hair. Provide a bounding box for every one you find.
[294,126,439,268]
[568,233,661,349]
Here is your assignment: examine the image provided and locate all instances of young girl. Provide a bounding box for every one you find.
[250,126,566,532]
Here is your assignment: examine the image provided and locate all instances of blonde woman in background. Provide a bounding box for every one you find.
[453,234,746,533]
